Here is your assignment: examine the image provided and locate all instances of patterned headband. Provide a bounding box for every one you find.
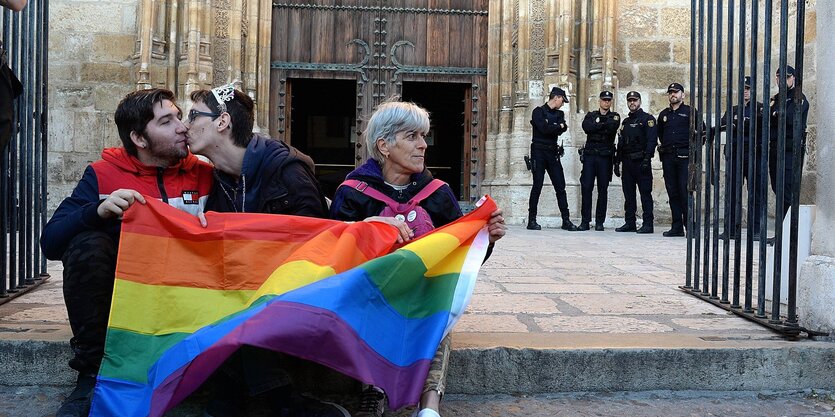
[211,83,236,113]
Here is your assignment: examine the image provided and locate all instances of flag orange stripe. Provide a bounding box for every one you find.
[116,230,383,290]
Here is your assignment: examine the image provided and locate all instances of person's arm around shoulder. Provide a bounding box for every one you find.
[0,0,27,11]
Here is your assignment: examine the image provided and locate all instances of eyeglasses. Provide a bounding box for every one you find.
[187,109,220,123]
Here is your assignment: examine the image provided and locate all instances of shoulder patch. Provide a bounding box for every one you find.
[648,120,655,127]
[614,115,620,121]
[663,115,667,122]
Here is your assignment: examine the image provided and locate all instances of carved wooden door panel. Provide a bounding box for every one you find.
[270,0,488,202]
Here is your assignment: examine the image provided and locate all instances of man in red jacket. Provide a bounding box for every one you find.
[41,89,213,417]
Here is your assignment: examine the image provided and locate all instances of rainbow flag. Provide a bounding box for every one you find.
[89,195,496,417]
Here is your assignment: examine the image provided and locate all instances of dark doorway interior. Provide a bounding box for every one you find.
[289,78,357,199]
[401,82,467,200]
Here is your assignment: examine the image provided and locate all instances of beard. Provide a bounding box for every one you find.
[146,133,188,166]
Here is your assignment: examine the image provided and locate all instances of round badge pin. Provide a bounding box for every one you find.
[407,210,417,222]
[395,214,406,222]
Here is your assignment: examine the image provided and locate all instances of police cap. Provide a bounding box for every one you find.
[776,65,796,77]
[626,91,641,100]
[599,90,614,100]
[667,82,684,93]
[550,87,569,103]
[744,76,752,88]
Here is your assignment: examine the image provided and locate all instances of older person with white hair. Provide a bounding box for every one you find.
[331,99,506,417]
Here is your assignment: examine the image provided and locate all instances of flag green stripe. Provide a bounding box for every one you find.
[98,329,189,382]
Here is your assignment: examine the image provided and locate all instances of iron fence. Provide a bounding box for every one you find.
[1,1,49,299]
[684,0,823,338]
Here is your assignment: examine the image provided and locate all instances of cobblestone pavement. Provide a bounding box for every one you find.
[4,386,834,417]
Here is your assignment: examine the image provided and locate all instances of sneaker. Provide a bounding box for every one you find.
[411,408,442,417]
[561,219,579,231]
[577,222,590,231]
[356,385,385,417]
[615,223,636,232]
[526,220,542,230]
[636,225,654,234]
[57,374,96,417]
[594,223,605,231]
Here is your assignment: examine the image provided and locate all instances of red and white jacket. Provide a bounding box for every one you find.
[41,147,213,259]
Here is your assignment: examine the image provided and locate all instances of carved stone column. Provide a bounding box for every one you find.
[132,0,273,133]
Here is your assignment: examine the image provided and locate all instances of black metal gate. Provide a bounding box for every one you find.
[683,0,823,338]
[1,1,49,299]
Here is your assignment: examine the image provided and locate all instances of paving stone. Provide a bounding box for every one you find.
[534,316,675,333]
[456,314,529,333]
[467,294,559,314]
[503,283,609,294]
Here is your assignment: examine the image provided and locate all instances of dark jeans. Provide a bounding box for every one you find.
[580,154,611,225]
[769,148,803,219]
[528,148,570,220]
[661,153,689,230]
[621,157,654,225]
[727,150,763,234]
[62,230,118,377]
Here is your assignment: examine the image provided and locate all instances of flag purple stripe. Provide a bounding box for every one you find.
[149,301,433,415]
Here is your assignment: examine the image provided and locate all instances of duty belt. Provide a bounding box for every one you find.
[582,147,614,156]
[532,142,561,152]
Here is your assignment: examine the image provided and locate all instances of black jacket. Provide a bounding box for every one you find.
[618,108,658,159]
[769,87,809,152]
[206,134,328,217]
[582,109,620,149]
[329,159,461,228]
[530,104,568,149]
[657,104,705,150]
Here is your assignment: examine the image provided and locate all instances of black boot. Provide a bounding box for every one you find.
[663,228,685,237]
[636,224,654,234]
[561,219,578,231]
[526,219,542,230]
[594,223,605,231]
[577,221,590,231]
[57,374,96,417]
[616,223,637,232]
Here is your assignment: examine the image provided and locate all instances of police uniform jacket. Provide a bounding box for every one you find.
[530,103,567,150]
[720,101,764,150]
[658,104,700,151]
[618,108,658,160]
[769,87,809,152]
[582,109,620,151]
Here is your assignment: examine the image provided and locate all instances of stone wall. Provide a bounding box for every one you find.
[47,0,140,211]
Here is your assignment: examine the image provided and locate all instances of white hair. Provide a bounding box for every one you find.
[364,100,430,162]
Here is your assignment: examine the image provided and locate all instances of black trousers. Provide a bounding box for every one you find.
[621,157,654,225]
[661,153,689,230]
[727,149,763,234]
[580,154,611,225]
[61,230,118,377]
[528,148,570,220]
[769,149,803,219]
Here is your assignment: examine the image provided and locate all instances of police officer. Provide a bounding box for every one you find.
[767,65,809,243]
[579,90,620,231]
[528,87,577,232]
[527,86,578,231]
[657,82,701,237]
[719,76,764,240]
[615,91,657,234]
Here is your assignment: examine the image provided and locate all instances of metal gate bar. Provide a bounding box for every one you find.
[683,0,823,338]
[1,1,49,301]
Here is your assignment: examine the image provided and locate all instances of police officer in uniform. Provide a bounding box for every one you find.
[657,82,701,237]
[719,76,764,240]
[579,90,620,231]
[526,87,578,231]
[615,91,657,234]
[0,0,27,153]
[767,65,809,244]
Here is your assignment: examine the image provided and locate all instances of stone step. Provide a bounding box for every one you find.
[5,334,835,397]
